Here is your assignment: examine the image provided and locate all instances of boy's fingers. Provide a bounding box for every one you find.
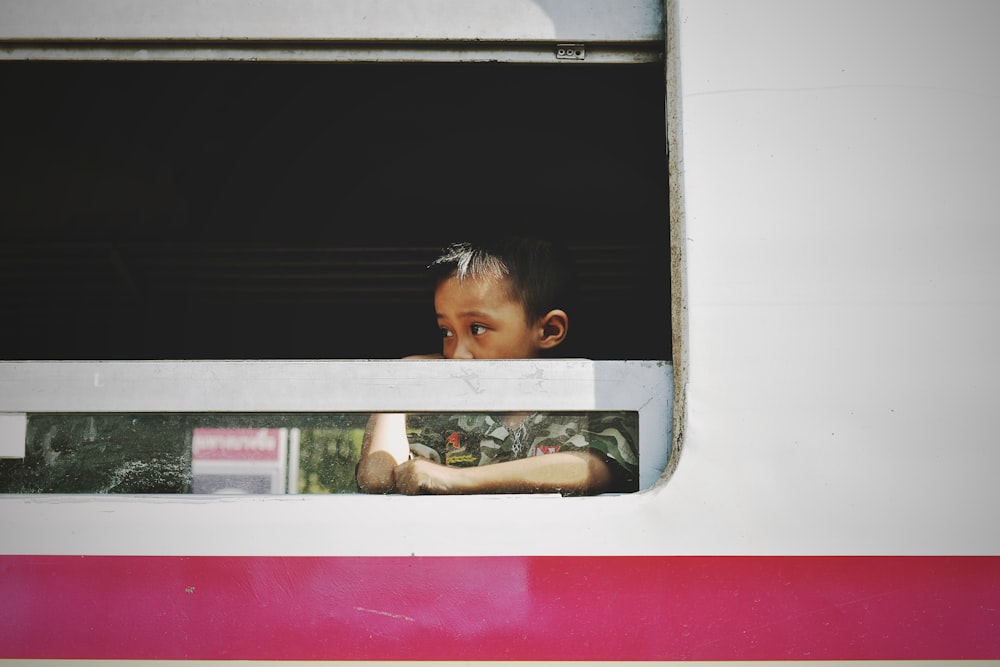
[393,460,422,495]
[395,458,450,495]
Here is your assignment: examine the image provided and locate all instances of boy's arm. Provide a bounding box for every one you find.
[356,354,445,493]
[392,450,614,496]
[356,413,411,493]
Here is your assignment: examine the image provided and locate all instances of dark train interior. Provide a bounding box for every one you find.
[1,61,669,360]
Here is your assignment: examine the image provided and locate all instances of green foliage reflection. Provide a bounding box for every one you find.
[0,413,367,494]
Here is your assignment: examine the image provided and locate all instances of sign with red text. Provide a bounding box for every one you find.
[191,427,288,494]
[193,428,282,461]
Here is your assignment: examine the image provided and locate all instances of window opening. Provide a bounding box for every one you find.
[0,61,669,362]
[0,410,639,495]
[0,53,674,492]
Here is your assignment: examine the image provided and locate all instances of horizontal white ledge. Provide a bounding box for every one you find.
[0,359,671,412]
[0,0,663,42]
[0,490,659,557]
[0,41,662,64]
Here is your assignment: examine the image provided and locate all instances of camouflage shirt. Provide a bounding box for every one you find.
[405,412,638,491]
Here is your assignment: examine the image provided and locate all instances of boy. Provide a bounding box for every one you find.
[356,238,638,495]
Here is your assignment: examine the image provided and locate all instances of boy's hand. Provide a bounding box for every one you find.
[403,353,444,360]
[393,458,464,494]
[393,451,616,496]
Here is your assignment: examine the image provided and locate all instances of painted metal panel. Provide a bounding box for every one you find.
[3,0,1000,661]
[0,0,998,563]
[2,555,998,661]
[671,0,1000,554]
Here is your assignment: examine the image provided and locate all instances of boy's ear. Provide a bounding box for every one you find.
[537,309,569,350]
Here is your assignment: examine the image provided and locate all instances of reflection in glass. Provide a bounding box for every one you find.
[0,412,637,494]
[0,414,366,494]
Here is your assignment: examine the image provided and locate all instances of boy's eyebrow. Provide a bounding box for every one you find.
[437,310,494,320]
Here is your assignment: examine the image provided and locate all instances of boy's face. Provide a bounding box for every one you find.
[434,275,543,359]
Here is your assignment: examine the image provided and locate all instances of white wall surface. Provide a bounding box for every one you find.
[666,0,1000,554]
[3,0,999,558]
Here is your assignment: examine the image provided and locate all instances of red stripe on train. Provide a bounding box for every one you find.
[1,556,998,661]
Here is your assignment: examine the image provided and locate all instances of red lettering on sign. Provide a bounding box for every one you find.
[192,428,281,461]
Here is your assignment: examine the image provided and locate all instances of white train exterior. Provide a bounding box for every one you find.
[1,1,999,663]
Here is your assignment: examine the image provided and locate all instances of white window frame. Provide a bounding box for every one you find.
[0,1,681,558]
[0,0,663,63]
[0,359,672,489]
[0,360,673,556]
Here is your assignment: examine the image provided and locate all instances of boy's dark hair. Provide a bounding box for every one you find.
[429,237,578,323]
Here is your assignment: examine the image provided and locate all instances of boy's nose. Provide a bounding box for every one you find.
[451,338,475,359]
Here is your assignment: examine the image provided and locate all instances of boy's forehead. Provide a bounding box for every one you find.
[435,274,520,310]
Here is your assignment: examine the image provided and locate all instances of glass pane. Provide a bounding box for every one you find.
[0,414,366,494]
[0,411,638,494]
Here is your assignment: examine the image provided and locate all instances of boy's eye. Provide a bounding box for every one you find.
[470,324,488,336]
[440,328,454,338]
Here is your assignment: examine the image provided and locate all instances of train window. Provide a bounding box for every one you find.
[0,360,671,492]
[0,0,676,496]
[0,410,638,494]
